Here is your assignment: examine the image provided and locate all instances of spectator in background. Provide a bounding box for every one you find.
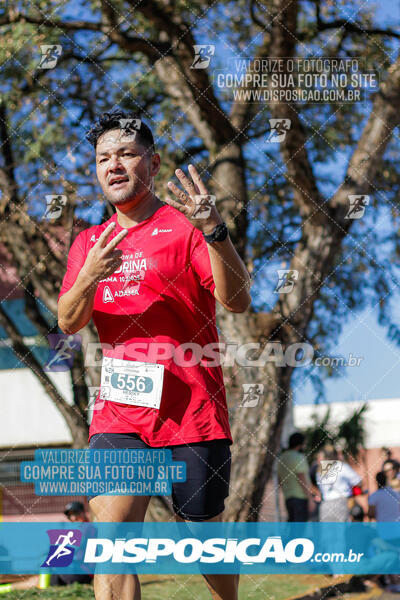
[277,432,318,522]
[368,471,400,522]
[382,460,400,492]
[368,471,400,593]
[348,503,400,591]
[309,450,324,521]
[316,446,362,522]
[50,502,93,587]
[64,501,89,522]
[381,448,400,471]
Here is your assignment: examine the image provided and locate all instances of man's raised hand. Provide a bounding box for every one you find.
[165,164,223,235]
[81,222,129,284]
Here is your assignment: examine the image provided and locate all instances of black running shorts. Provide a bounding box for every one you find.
[88,432,232,521]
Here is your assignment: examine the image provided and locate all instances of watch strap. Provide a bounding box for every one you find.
[203,222,228,243]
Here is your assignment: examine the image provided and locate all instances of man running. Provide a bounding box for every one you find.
[58,109,251,600]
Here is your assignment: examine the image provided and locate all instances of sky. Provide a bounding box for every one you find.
[294,308,400,405]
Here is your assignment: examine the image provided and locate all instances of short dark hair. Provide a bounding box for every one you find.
[86,109,155,153]
[376,471,387,489]
[64,501,85,516]
[288,432,304,449]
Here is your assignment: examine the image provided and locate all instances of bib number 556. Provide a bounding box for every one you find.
[111,372,152,393]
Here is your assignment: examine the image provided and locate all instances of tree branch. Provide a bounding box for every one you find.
[268,0,324,221]
[124,0,236,147]
[0,11,169,58]
[298,20,400,41]
[0,102,19,212]
[331,54,400,220]
[24,282,57,338]
[249,0,271,30]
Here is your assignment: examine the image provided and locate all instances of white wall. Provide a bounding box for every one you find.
[0,369,74,447]
[293,398,400,448]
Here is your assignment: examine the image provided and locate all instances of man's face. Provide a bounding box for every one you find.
[95,129,160,208]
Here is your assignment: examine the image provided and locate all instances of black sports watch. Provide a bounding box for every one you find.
[203,222,228,243]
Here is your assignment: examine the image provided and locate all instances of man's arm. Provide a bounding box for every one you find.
[165,164,251,313]
[297,472,316,497]
[58,272,99,334]
[205,233,251,313]
[297,472,317,512]
[58,223,128,334]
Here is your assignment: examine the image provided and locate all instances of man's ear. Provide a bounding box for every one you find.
[150,152,161,177]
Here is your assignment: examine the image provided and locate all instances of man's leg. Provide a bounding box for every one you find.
[285,497,295,522]
[293,498,308,522]
[171,439,235,599]
[175,512,239,600]
[285,497,308,522]
[89,494,151,600]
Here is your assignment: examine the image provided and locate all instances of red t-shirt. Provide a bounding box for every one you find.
[58,204,232,447]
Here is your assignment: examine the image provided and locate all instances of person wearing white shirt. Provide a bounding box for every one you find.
[316,447,362,522]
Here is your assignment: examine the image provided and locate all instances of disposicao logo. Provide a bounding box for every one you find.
[84,536,314,565]
[41,529,82,567]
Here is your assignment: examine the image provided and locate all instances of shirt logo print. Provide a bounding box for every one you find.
[151,228,172,236]
[103,286,114,303]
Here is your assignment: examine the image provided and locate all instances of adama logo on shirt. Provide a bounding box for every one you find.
[151,228,172,236]
[103,286,114,303]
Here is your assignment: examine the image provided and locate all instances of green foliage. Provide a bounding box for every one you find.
[337,404,368,459]
[304,408,335,458]
[303,403,368,461]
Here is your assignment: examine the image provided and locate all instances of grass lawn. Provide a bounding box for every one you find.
[1,574,349,599]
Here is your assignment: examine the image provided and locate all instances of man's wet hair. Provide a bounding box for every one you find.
[86,109,155,154]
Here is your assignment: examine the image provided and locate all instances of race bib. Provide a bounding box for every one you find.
[100,356,164,409]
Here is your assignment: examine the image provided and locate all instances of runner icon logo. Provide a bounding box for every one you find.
[43,195,67,220]
[320,460,343,484]
[241,384,264,407]
[275,270,298,294]
[41,529,82,567]
[192,195,216,219]
[345,195,369,219]
[191,45,215,69]
[267,119,291,143]
[44,334,82,372]
[38,45,62,69]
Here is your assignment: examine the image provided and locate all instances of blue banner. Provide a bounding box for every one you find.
[0,522,399,574]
